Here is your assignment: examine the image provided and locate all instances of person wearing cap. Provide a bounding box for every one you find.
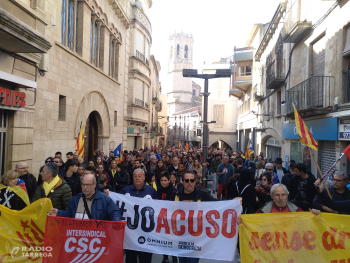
[273,157,289,183]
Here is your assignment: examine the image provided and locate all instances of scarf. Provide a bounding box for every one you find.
[255,183,273,195]
[146,182,157,191]
[110,169,117,178]
[43,176,60,196]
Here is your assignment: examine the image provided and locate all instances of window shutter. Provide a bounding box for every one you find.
[343,27,350,57]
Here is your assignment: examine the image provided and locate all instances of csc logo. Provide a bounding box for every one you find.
[65,237,105,263]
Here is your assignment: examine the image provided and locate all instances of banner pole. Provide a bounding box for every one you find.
[310,149,332,200]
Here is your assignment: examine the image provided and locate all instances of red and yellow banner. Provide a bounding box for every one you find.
[239,212,350,263]
[43,217,126,263]
[0,199,53,263]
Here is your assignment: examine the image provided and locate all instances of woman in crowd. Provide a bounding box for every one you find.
[192,159,203,188]
[164,155,172,167]
[255,161,264,182]
[97,164,110,185]
[88,159,97,167]
[45,157,54,163]
[255,172,274,208]
[154,160,166,181]
[170,173,179,189]
[114,163,130,193]
[96,156,104,167]
[145,171,159,191]
[0,170,29,210]
[108,160,118,192]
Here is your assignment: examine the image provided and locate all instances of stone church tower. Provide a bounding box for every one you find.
[167,32,198,112]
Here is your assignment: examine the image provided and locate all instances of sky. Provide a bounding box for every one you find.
[149,0,283,94]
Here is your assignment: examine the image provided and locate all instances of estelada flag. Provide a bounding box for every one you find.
[75,118,84,158]
[293,103,318,150]
[43,217,126,263]
[0,198,53,262]
[245,139,254,160]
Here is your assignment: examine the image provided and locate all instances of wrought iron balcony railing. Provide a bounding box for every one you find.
[136,50,145,63]
[266,59,285,90]
[286,75,333,114]
[344,69,350,103]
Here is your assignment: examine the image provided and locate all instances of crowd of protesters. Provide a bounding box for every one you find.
[1,145,350,263]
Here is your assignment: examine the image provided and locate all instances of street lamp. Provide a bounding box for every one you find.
[182,69,231,190]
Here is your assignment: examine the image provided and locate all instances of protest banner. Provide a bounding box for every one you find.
[0,198,52,263]
[239,212,350,263]
[43,217,126,263]
[110,192,241,261]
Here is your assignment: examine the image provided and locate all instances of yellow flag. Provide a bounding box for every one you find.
[0,198,53,262]
[239,212,350,263]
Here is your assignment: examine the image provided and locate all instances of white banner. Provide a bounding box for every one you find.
[109,192,241,261]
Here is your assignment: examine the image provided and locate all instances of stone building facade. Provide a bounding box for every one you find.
[234,0,350,176]
[0,0,159,176]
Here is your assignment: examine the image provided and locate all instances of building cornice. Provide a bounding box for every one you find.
[108,0,130,29]
[254,2,287,61]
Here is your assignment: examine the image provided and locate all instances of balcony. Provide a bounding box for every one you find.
[136,50,148,66]
[253,85,263,101]
[229,88,243,98]
[152,97,158,104]
[266,59,285,90]
[134,98,149,109]
[344,70,350,103]
[155,101,162,112]
[285,76,333,115]
[233,72,252,91]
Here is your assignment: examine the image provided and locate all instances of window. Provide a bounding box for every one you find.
[114,111,117,126]
[192,90,195,96]
[277,91,281,115]
[93,21,98,66]
[177,44,180,56]
[67,0,74,50]
[61,0,77,51]
[59,95,66,121]
[239,66,245,76]
[246,66,252,75]
[61,0,66,44]
[184,45,188,58]
[213,104,225,127]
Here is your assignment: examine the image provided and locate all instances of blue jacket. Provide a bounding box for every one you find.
[57,190,121,221]
[156,153,161,160]
[273,172,280,184]
[217,163,235,185]
[120,183,158,199]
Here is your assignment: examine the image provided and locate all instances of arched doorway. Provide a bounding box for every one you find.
[209,140,232,150]
[84,111,102,162]
[265,137,281,161]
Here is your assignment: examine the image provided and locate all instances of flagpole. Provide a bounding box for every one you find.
[310,149,332,200]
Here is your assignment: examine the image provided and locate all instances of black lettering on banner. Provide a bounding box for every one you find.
[116,201,127,221]
[141,206,155,233]
[127,205,139,229]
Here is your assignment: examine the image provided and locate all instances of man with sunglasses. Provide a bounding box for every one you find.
[313,171,350,213]
[264,163,280,184]
[168,171,215,263]
[53,157,64,173]
[273,157,288,183]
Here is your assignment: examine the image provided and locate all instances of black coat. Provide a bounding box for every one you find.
[108,170,130,193]
[281,173,293,192]
[228,181,257,214]
[168,185,216,201]
[289,173,317,211]
[273,166,289,175]
[19,173,37,201]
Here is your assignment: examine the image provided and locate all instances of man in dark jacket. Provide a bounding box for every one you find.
[168,171,215,263]
[216,155,235,200]
[289,163,318,211]
[313,172,350,212]
[273,157,289,182]
[59,159,81,196]
[120,169,157,263]
[48,173,120,221]
[16,162,37,201]
[281,162,296,192]
[32,163,72,210]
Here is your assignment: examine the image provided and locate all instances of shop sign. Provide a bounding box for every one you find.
[0,87,26,108]
[282,117,338,141]
[339,119,350,140]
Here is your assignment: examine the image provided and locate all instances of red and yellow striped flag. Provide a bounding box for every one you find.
[75,118,84,158]
[293,104,318,150]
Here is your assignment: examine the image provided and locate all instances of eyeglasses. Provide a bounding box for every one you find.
[18,167,29,170]
[333,179,344,182]
[54,161,60,163]
[81,183,95,187]
[265,168,273,171]
[184,179,195,183]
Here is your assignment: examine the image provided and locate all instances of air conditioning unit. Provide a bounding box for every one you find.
[39,53,49,72]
